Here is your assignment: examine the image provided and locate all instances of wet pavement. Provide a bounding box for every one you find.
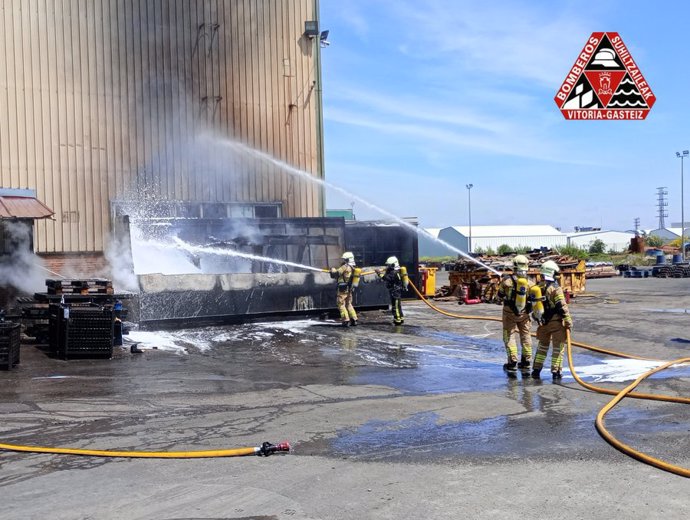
[1,277,689,519]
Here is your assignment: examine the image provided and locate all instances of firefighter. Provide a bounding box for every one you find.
[531,260,573,380]
[497,254,534,373]
[330,251,358,327]
[375,256,409,325]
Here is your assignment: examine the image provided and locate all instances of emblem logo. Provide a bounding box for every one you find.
[554,33,655,120]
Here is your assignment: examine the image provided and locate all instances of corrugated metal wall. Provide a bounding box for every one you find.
[0,0,324,253]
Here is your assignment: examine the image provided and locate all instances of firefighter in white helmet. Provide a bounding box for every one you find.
[375,256,409,325]
[531,260,573,380]
[497,254,534,373]
[330,251,358,327]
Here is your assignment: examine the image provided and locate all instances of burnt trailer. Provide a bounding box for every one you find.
[120,216,418,329]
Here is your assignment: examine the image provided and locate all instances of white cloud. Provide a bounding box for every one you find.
[383,0,588,86]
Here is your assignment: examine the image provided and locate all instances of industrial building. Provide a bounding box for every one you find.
[418,228,454,258]
[430,225,566,254]
[0,0,325,275]
[566,230,635,253]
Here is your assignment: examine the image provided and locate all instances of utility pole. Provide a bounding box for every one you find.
[656,187,668,229]
[676,151,689,260]
[466,184,473,253]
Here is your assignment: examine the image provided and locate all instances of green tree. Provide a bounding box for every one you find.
[497,244,512,255]
[646,234,664,247]
[588,239,606,254]
[558,245,588,260]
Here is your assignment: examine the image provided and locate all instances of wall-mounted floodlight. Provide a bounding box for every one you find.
[319,30,330,47]
[304,20,319,38]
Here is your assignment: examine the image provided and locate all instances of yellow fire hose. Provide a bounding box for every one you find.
[592,353,690,478]
[0,440,290,459]
[407,281,690,477]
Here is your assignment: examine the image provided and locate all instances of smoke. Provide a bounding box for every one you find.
[0,221,46,294]
[103,233,139,292]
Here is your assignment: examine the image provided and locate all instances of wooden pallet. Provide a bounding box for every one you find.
[45,278,114,295]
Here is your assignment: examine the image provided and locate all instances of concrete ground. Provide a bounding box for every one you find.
[1,276,689,519]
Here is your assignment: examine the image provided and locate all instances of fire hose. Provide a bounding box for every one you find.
[407,281,690,477]
[0,439,290,459]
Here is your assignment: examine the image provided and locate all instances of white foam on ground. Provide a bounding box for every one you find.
[573,359,665,383]
[125,329,222,354]
[255,319,324,334]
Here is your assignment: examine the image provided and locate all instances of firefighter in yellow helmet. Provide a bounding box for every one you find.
[330,251,358,327]
[531,260,573,380]
[497,254,534,373]
[375,256,409,325]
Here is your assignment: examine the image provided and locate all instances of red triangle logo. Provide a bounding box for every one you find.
[584,71,626,107]
[554,32,656,120]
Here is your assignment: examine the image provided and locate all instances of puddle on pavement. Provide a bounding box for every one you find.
[325,409,602,462]
[125,320,689,394]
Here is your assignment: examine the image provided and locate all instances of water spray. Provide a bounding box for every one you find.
[171,237,327,272]
[213,137,501,276]
[35,264,67,279]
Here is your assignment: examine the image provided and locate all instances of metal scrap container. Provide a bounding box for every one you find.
[447,257,586,301]
[0,322,21,369]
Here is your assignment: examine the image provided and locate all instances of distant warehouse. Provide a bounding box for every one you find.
[566,230,634,253]
[419,225,566,256]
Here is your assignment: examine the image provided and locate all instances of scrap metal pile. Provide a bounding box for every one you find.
[439,251,586,303]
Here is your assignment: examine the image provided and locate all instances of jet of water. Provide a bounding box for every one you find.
[171,237,326,272]
[211,136,501,275]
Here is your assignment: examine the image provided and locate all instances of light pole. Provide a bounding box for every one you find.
[466,184,473,253]
[676,150,689,260]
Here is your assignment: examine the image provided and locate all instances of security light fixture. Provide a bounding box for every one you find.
[304,20,319,38]
[319,30,330,47]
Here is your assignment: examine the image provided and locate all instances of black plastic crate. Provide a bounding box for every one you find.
[48,304,114,359]
[0,322,21,369]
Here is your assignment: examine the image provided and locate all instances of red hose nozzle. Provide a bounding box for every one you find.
[258,441,291,456]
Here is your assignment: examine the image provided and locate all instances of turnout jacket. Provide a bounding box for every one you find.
[379,267,404,298]
[539,280,573,327]
[331,264,354,292]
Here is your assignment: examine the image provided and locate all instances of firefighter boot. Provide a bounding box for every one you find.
[517,355,531,370]
[552,370,562,380]
[503,361,518,373]
[350,318,358,327]
[531,368,542,378]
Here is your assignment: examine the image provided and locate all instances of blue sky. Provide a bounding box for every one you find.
[319,0,690,232]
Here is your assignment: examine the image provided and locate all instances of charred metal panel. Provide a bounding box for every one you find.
[345,220,420,288]
[136,272,388,328]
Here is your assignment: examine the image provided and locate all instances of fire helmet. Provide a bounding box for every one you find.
[341,251,355,265]
[385,256,400,269]
[512,254,529,271]
[540,260,560,280]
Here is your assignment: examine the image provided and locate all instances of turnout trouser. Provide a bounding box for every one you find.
[390,295,404,324]
[502,307,532,363]
[533,319,567,372]
[337,290,357,322]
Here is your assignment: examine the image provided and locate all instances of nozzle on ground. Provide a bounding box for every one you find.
[258,441,291,456]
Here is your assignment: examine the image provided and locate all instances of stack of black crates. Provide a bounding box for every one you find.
[48,304,114,359]
[0,322,21,369]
